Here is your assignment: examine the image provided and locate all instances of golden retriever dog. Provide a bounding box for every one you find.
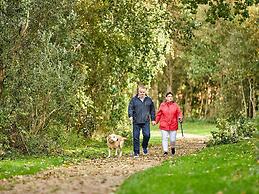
[106,134,127,158]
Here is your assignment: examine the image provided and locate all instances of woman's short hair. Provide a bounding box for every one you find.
[166,92,173,97]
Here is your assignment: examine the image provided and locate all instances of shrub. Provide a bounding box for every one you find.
[207,117,256,146]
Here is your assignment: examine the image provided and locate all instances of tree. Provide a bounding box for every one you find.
[0,0,171,153]
[73,0,171,134]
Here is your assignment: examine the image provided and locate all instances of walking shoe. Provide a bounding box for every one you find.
[133,153,139,158]
[143,148,148,155]
[171,147,176,155]
[163,152,168,156]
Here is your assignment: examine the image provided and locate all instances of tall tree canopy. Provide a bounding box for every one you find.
[0,0,171,153]
[0,0,257,154]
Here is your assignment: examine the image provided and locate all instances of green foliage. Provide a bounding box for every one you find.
[152,1,257,121]
[182,0,258,23]
[1,0,257,156]
[180,11,258,119]
[255,114,259,130]
[208,117,256,145]
[0,0,171,154]
[0,0,85,153]
[73,0,171,134]
[117,140,258,194]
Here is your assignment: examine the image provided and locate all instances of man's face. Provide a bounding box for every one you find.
[138,88,146,98]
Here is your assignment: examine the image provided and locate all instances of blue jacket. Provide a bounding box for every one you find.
[128,95,156,124]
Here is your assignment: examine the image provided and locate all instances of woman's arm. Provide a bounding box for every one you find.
[155,105,163,124]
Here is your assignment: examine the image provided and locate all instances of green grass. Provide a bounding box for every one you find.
[0,156,64,179]
[181,120,217,134]
[151,120,217,135]
[150,120,216,144]
[116,140,258,194]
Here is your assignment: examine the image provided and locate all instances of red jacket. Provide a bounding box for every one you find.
[155,101,182,131]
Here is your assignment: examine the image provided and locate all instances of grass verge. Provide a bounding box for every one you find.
[116,140,258,194]
[0,156,64,180]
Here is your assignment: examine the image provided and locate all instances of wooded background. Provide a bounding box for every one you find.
[0,0,258,154]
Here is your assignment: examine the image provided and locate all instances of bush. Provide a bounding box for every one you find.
[25,133,61,155]
[25,127,90,155]
[207,117,256,146]
[0,124,90,156]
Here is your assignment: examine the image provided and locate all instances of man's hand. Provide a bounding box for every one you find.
[129,117,133,123]
[151,121,156,126]
[179,118,183,123]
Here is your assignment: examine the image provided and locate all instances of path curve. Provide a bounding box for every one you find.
[0,138,207,194]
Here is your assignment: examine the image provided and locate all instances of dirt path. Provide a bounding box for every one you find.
[0,137,207,194]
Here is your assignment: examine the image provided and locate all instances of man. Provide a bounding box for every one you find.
[128,85,156,158]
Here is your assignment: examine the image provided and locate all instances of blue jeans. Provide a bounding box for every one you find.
[133,122,150,155]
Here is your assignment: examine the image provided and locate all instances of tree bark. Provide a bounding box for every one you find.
[199,92,204,119]
[166,56,173,92]
[184,87,191,118]
[151,82,159,110]
[241,81,248,117]
[0,64,4,97]
[248,78,256,118]
[204,83,210,119]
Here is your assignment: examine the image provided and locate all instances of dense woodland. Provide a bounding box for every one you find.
[0,0,258,154]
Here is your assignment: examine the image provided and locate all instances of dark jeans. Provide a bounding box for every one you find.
[133,122,150,155]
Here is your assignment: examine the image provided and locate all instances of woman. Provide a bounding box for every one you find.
[155,92,183,156]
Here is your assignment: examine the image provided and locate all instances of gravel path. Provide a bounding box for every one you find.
[0,137,207,194]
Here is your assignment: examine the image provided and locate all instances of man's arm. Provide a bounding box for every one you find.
[150,99,156,121]
[155,105,162,124]
[128,98,134,119]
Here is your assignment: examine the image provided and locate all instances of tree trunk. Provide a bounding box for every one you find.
[166,57,173,92]
[188,85,193,118]
[252,79,256,118]
[30,92,52,134]
[199,92,204,119]
[248,78,256,118]
[151,82,159,110]
[241,81,248,117]
[184,87,191,118]
[0,65,4,97]
[204,83,210,119]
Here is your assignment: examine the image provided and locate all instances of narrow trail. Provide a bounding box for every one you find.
[0,137,207,194]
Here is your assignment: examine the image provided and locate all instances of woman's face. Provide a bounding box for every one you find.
[166,94,173,102]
